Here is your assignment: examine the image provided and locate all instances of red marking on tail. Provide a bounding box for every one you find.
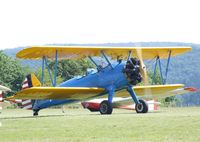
[20,77,33,110]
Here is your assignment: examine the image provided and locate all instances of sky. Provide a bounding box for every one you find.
[0,0,200,49]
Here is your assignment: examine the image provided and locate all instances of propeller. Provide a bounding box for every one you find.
[135,48,152,98]
[136,48,148,85]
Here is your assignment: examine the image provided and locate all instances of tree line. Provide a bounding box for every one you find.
[0,51,94,92]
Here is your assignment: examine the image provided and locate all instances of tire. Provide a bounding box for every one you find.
[99,100,113,115]
[33,110,39,116]
[135,99,148,113]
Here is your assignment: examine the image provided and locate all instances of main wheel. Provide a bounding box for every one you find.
[99,100,113,115]
[135,99,148,113]
[33,110,39,116]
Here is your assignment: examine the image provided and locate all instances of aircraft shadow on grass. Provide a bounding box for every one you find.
[0,110,162,120]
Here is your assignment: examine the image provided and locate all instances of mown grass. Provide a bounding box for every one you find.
[0,107,200,142]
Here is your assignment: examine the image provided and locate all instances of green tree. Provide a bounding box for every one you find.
[35,68,63,86]
[49,59,94,81]
[34,58,94,86]
[0,51,31,92]
[148,69,162,85]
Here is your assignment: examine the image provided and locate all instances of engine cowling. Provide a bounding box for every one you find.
[124,58,142,85]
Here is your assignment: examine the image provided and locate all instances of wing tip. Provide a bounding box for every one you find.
[184,87,198,92]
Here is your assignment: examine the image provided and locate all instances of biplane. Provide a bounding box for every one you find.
[6,46,197,116]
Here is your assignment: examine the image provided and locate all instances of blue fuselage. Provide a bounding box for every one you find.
[32,61,129,111]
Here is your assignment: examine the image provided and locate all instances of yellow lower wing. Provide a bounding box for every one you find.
[115,84,185,98]
[9,84,184,100]
[10,87,105,100]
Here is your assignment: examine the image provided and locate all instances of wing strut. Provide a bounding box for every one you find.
[44,57,54,86]
[152,50,172,85]
[158,56,164,84]
[152,57,158,84]
[41,50,59,87]
[88,56,101,71]
[127,50,132,61]
[54,50,58,86]
[41,56,45,85]
[164,50,172,84]
[101,51,113,69]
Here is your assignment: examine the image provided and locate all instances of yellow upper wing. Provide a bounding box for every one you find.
[16,46,191,60]
[9,84,186,100]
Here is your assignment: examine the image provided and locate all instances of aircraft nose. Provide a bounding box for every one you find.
[124,58,142,85]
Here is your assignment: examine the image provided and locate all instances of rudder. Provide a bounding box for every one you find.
[21,74,41,110]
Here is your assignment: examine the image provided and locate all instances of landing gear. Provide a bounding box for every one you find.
[127,86,148,114]
[33,110,39,116]
[135,99,148,113]
[99,85,115,115]
[99,100,113,115]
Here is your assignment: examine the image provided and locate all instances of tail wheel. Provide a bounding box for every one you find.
[99,100,113,115]
[33,110,39,116]
[135,99,148,113]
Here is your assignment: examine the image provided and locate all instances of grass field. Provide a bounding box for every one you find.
[0,107,200,142]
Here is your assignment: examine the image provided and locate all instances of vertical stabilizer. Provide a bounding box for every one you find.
[21,74,41,110]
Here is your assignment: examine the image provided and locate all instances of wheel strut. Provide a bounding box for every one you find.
[127,85,148,113]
